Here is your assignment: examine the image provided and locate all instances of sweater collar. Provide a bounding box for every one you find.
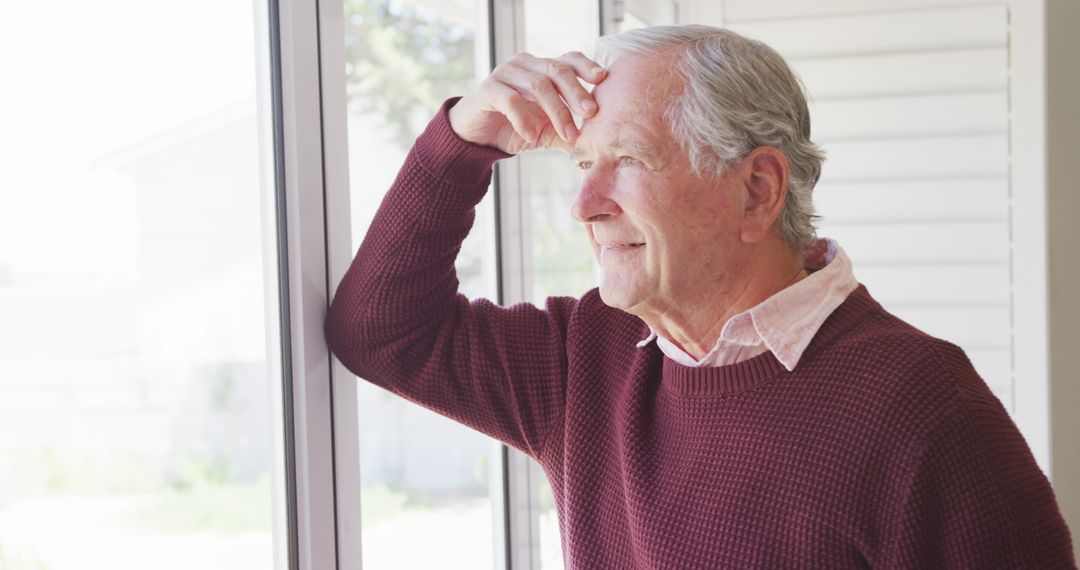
[657,284,880,398]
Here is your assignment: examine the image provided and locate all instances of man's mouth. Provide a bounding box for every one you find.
[600,242,645,251]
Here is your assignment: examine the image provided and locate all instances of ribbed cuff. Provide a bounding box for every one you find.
[412,97,512,188]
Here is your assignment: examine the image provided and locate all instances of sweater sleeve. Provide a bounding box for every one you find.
[324,99,572,460]
[879,351,1077,568]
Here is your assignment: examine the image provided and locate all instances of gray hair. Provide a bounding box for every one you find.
[593,25,824,247]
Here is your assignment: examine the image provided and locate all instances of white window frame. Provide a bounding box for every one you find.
[269,0,345,568]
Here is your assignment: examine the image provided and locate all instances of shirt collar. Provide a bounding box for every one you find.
[637,238,858,371]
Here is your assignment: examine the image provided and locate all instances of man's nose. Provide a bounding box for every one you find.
[571,167,620,223]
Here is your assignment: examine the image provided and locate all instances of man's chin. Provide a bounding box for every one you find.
[597,284,641,314]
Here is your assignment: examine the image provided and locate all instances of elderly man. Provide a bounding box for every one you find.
[326,25,1075,568]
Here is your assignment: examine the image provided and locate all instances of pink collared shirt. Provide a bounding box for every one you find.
[637,238,858,371]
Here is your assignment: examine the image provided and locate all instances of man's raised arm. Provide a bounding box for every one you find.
[324,51,604,459]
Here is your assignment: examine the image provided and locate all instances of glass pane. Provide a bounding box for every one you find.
[0,2,287,570]
[342,1,501,568]
[520,2,600,568]
[521,3,599,302]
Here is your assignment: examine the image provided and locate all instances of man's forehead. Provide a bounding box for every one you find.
[562,53,683,160]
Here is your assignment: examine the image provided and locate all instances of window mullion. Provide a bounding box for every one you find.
[272,0,341,567]
[315,0,363,567]
[488,0,542,568]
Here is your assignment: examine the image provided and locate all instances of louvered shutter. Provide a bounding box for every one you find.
[697,2,1016,409]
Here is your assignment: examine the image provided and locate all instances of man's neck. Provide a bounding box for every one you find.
[644,240,806,361]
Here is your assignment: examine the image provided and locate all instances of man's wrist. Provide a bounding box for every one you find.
[412,97,511,188]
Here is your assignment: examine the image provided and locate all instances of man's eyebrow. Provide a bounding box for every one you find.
[569,138,661,161]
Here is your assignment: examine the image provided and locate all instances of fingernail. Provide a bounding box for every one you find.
[564,124,578,141]
[582,99,596,113]
[591,66,605,77]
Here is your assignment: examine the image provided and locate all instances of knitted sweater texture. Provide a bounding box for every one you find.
[325,103,1076,569]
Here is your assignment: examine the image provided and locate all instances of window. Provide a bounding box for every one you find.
[340,1,503,567]
[514,2,602,567]
[2,1,1070,569]
[0,1,288,568]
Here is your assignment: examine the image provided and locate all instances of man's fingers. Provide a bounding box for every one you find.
[557,51,607,87]
[450,50,606,152]
[489,82,546,144]
[538,58,598,119]
[500,66,579,142]
[496,52,606,143]
[517,53,601,120]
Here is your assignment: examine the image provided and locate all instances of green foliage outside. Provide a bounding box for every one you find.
[531,222,596,298]
[344,0,475,150]
[343,0,489,287]
[130,454,272,532]
[343,0,598,299]
[131,476,272,532]
[5,445,271,533]
[525,152,598,299]
[360,483,412,527]
[4,445,158,500]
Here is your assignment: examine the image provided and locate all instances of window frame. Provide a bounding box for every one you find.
[269,0,344,567]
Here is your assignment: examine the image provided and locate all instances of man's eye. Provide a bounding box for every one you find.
[577,161,594,170]
[618,156,640,166]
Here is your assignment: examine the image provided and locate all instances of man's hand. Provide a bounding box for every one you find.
[449,51,606,155]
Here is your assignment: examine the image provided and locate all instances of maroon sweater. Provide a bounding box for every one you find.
[325,103,1076,569]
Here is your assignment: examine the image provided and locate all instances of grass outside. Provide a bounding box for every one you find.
[1,449,562,570]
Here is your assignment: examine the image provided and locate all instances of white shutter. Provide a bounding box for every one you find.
[710,3,1015,407]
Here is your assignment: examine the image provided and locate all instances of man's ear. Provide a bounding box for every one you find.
[739,146,790,244]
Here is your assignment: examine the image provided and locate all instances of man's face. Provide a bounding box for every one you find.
[570,55,748,319]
